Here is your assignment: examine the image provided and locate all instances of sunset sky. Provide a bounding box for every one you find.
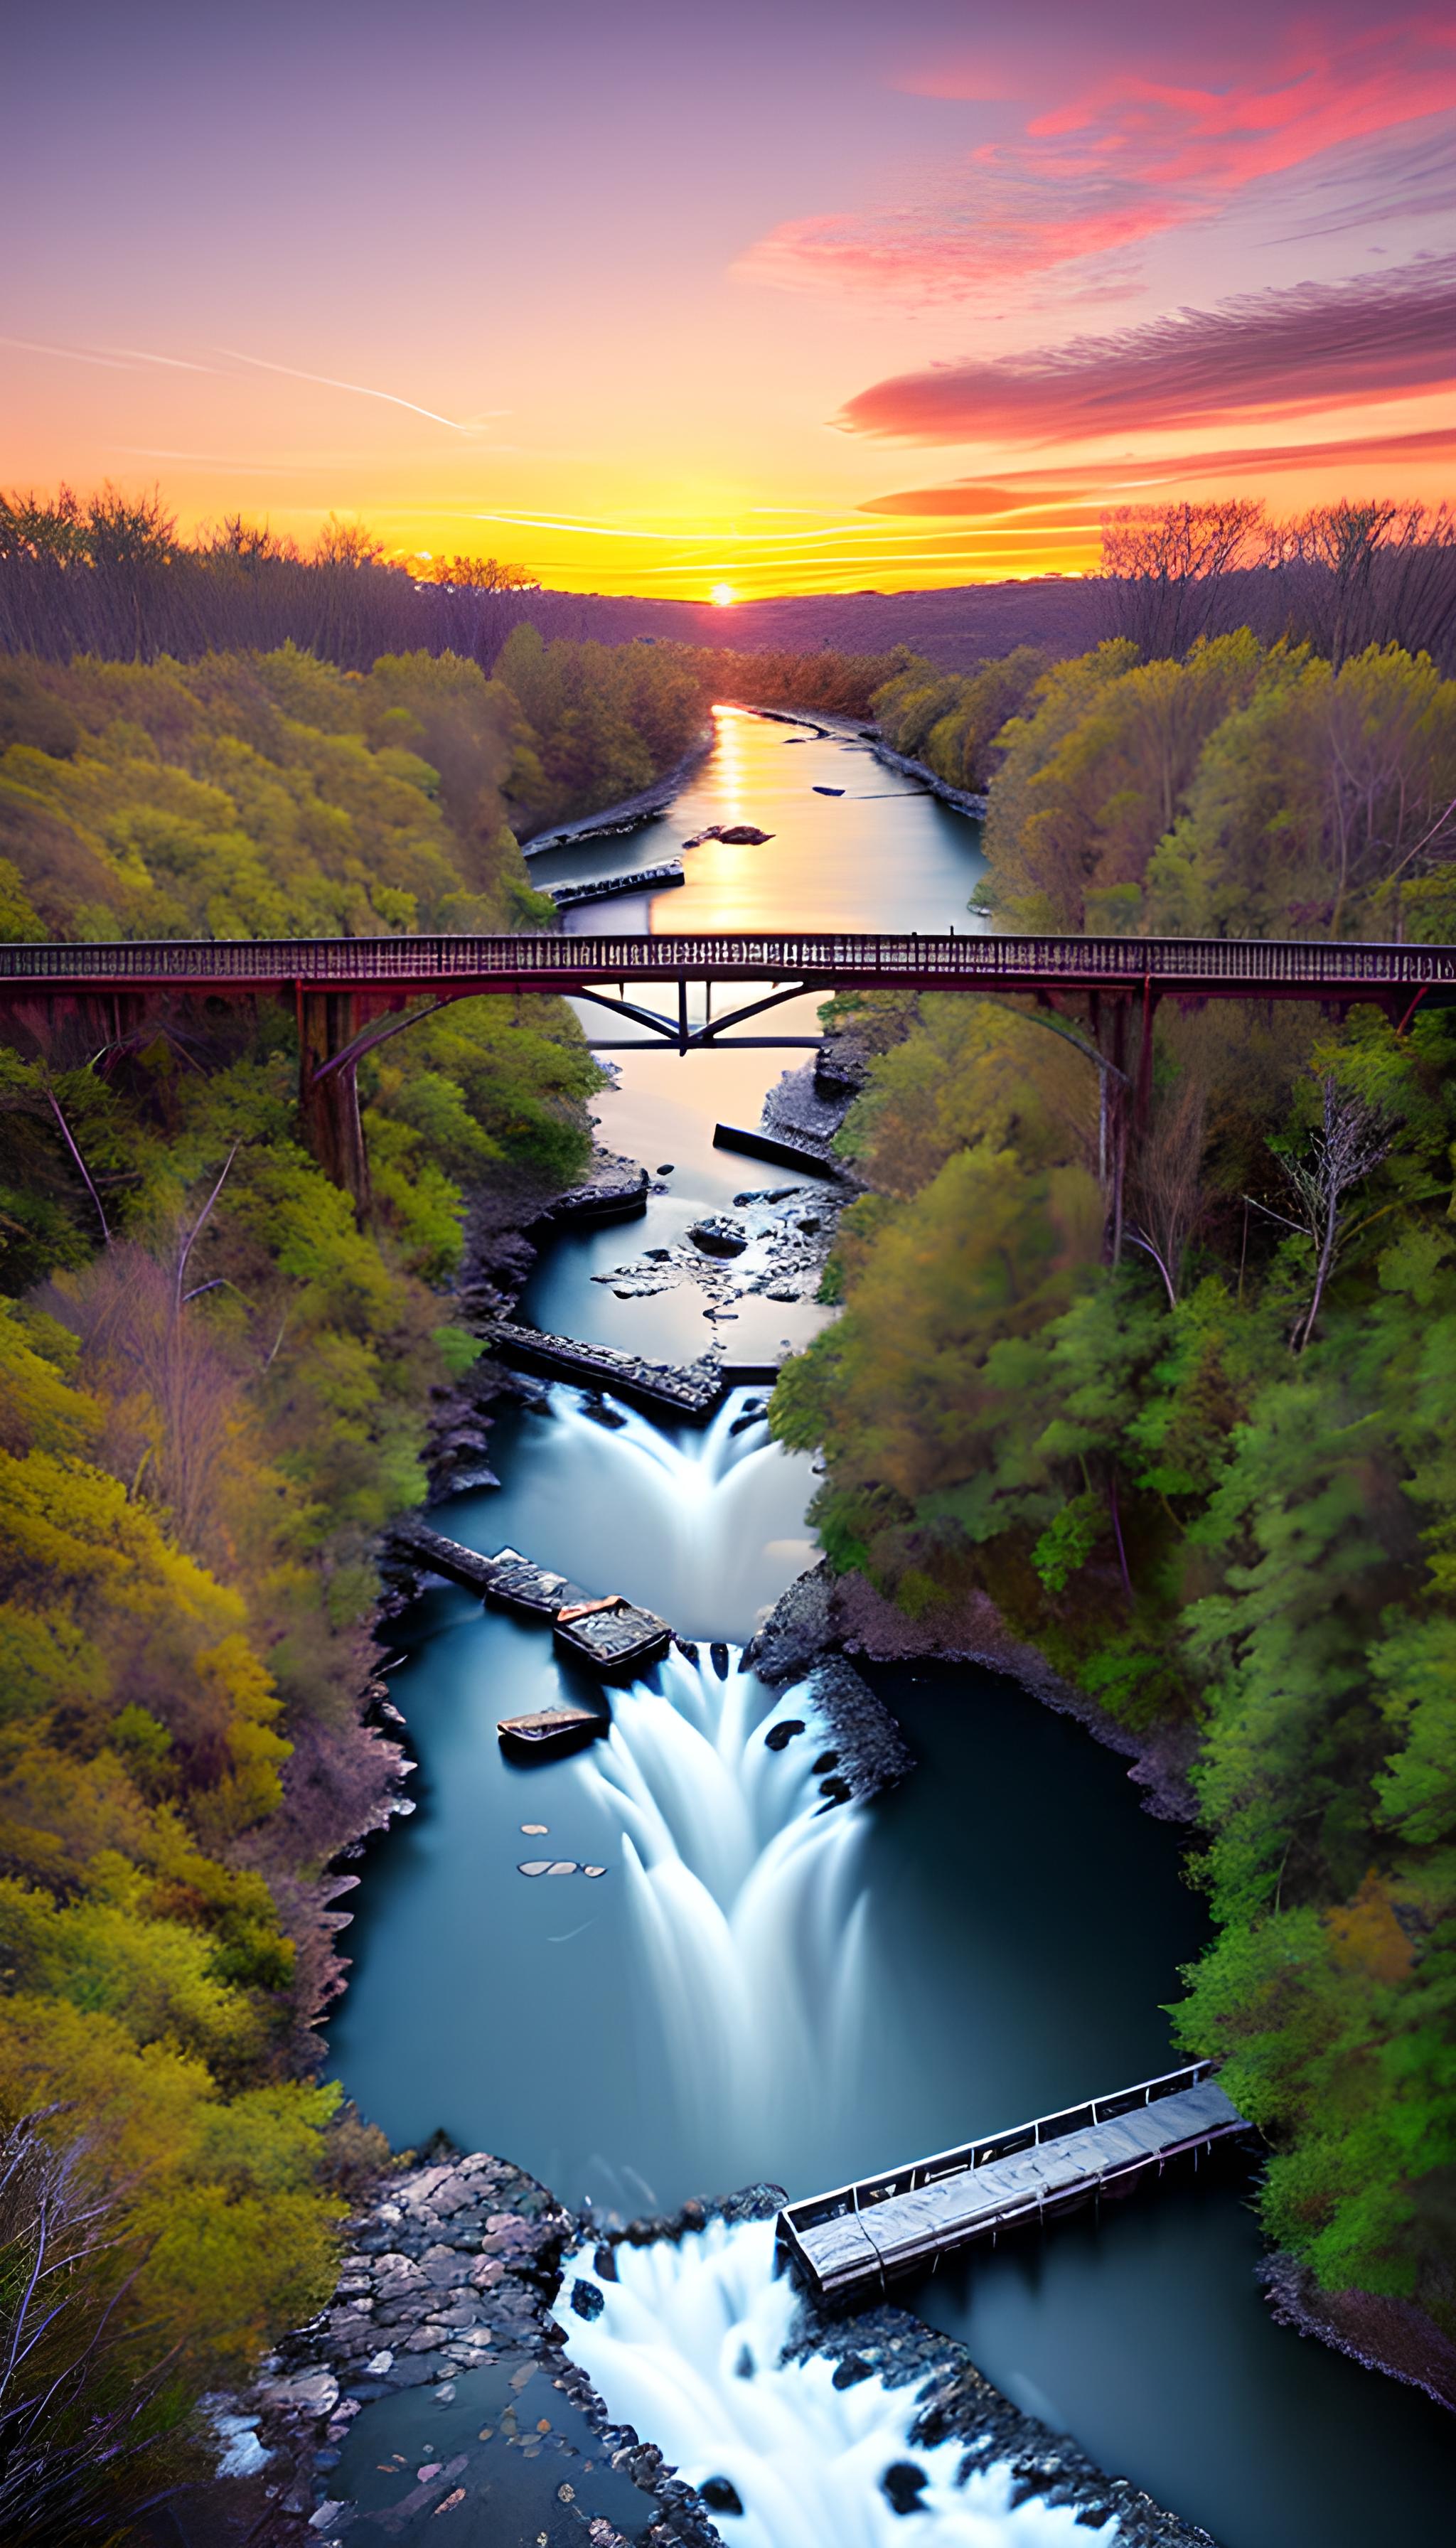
[4,0,1455,598]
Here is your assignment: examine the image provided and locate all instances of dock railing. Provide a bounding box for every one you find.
[776,2059,1224,2272]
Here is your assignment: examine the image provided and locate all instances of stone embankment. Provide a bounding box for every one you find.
[864,734,989,818]
[746,1558,1201,1823]
[794,1653,914,1802]
[781,2298,1216,2548]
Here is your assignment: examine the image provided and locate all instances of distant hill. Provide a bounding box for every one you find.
[484,578,1108,670]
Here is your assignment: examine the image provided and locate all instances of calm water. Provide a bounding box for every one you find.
[331,710,1455,2546]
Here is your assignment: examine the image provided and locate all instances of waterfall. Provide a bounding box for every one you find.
[562,2217,1105,2548]
[510,1387,818,1639]
[569,1642,872,2198]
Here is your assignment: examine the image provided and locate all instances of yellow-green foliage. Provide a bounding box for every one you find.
[0,645,520,943]
[0,1305,341,2369]
[0,643,630,2404]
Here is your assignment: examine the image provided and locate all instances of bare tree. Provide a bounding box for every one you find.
[1276,1078,1392,1351]
[423,553,537,593]
[1127,1078,1207,1305]
[1283,500,1456,670]
[0,2109,180,2542]
[1099,500,1270,657]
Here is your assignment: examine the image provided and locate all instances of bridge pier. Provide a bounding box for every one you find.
[297,989,372,1218]
[0,987,153,1069]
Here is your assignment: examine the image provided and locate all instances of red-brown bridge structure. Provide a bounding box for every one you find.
[4,928,1452,1209]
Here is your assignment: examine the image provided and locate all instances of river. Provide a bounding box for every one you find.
[328,708,1455,2546]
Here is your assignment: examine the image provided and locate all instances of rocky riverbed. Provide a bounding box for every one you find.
[220,2156,1220,2548]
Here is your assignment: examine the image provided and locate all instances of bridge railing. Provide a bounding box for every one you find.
[3,931,1456,987]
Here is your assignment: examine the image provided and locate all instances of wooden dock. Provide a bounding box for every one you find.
[387,1526,672,1683]
[712,1122,844,1180]
[777,2062,1248,2302]
[550,860,685,910]
[390,1522,503,1592]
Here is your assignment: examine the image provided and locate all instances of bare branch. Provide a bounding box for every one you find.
[45,1088,109,1243]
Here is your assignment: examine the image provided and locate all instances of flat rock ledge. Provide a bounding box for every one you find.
[486,1317,725,1418]
[228,2161,1217,2547]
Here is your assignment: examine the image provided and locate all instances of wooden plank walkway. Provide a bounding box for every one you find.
[777,2062,1248,2302]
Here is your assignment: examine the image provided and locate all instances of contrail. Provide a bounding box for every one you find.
[215,348,498,432]
[1,335,136,371]
[107,347,218,373]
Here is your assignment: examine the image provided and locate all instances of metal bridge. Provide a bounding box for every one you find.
[4,928,1449,1204]
[3,925,1453,1033]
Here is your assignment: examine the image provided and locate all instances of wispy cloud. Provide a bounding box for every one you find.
[739,16,1456,304]
[105,347,219,373]
[839,255,1456,445]
[4,334,500,439]
[468,509,880,547]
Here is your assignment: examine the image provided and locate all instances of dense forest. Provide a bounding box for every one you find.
[0,640,620,2526]
[774,630,1456,2351]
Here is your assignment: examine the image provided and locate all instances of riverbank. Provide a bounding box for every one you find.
[866,732,989,819]
[518,728,715,859]
[746,1062,1456,2420]
[742,704,990,819]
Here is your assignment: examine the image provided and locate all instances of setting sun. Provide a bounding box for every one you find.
[709,582,736,607]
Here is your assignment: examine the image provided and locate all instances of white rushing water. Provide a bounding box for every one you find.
[562,2218,1106,2548]
[533,1386,820,1637]
[568,1630,872,2193]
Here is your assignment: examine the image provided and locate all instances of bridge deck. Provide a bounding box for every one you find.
[1,928,1452,1004]
[777,2062,1248,2302]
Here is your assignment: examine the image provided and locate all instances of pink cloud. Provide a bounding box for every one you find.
[739,14,1456,303]
[838,256,1456,446]
[858,425,1456,512]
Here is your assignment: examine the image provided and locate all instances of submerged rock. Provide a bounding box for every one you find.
[764,1718,805,1752]
[688,1216,748,1257]
[700,2474,745,2514]
[882,2460,928,2514]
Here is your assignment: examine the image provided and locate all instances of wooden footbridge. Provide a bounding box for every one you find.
[4,928,1451,1206]
[776,2062,1248,2303]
